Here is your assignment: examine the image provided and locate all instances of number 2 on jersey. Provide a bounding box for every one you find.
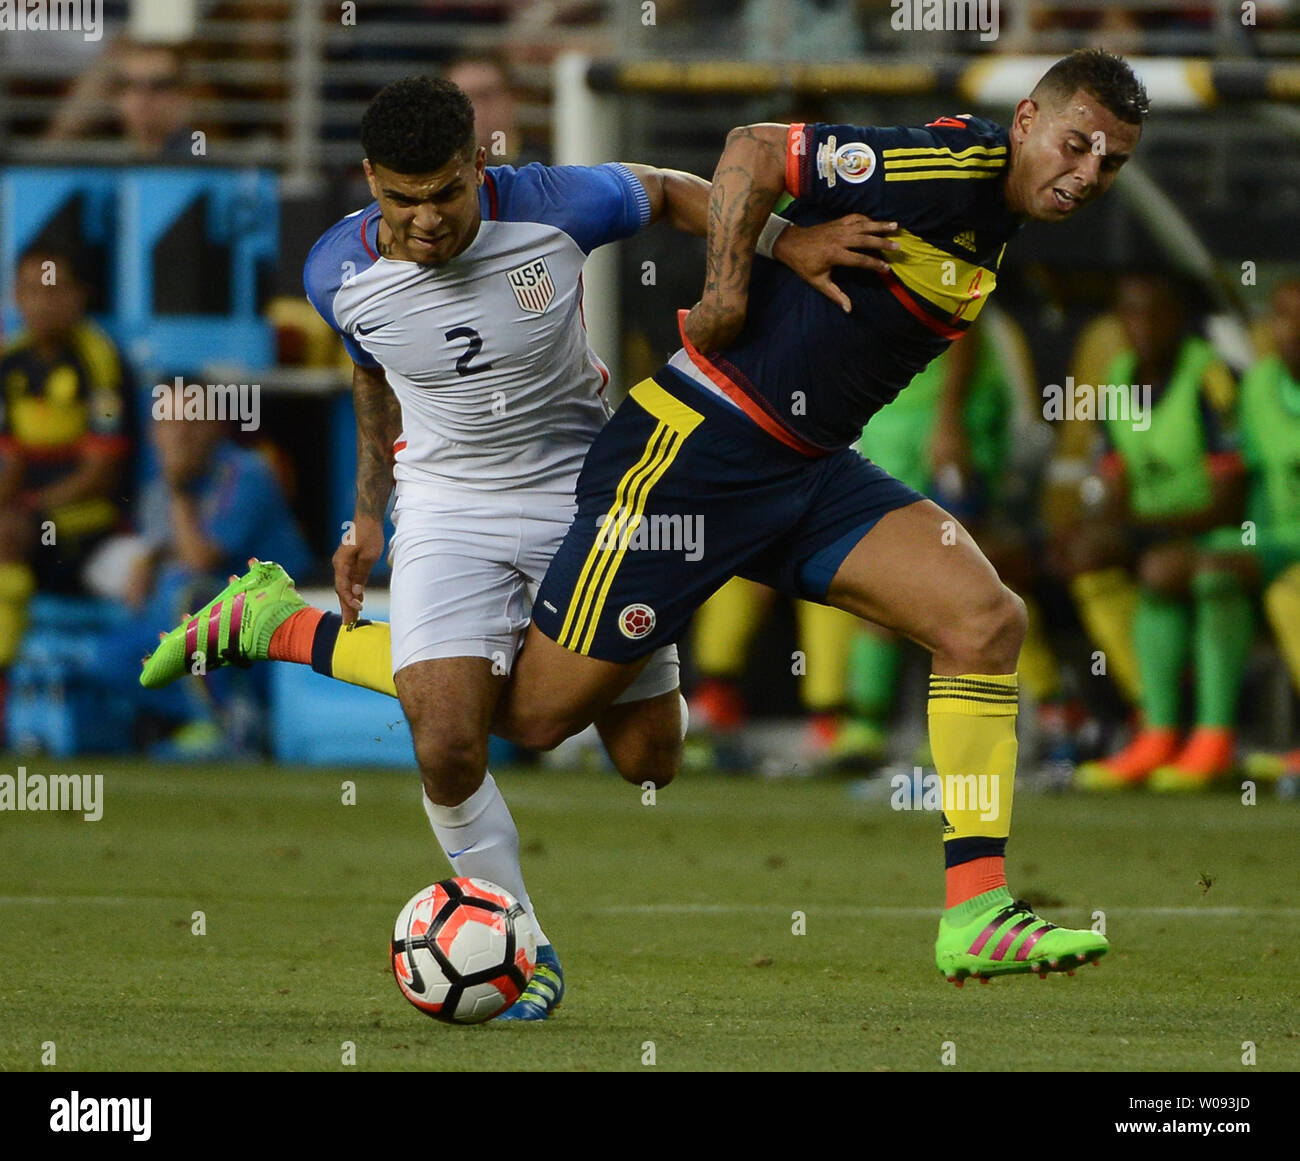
[445,326,495,376]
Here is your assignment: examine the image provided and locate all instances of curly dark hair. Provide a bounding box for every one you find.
[1031,49,1150,126]
[361,76,477,174]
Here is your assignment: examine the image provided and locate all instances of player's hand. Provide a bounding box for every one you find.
[683,295,747,355]
[773,214,900,313]
[333,515,385,624]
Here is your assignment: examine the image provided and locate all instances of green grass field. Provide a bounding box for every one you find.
[1,758,1296,1072]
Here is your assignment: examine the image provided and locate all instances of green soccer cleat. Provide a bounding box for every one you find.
[935,890,1108,986]
[139,559,305,689]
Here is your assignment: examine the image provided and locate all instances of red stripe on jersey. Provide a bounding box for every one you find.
[786,123,808,198]
[484,172,499,220]
[393,439,407,453]
[677,310,825,458]
[878,269,968,341]
[360,209,380,261]
[575,273,610,393]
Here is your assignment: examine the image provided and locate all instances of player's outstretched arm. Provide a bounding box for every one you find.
[621,162,898,317]
[684,122,789,354]
[334,360,400,624]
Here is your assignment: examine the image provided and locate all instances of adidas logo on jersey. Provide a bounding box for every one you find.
[507,257,556,314]
[953,230,977,253]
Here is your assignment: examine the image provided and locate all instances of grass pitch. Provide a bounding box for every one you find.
[1,758,1296,1072]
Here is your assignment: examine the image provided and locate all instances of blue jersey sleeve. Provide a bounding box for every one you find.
[785,117,1010,223]
[303,208,383,368]
[487,162,652,254]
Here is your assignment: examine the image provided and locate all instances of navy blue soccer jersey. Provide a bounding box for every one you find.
[674,116,1023,453]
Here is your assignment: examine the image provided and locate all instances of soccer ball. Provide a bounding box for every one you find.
[390,877,536,1024]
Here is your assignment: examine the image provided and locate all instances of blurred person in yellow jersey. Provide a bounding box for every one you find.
[0,245,131,725]
[1236,280,1300,783]
[1068,273,1247,791]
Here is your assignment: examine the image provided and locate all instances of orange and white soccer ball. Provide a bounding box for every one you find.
[390,878,536,1024]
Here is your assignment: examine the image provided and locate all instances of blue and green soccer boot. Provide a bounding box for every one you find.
[496,944,564,1021]
[140,560,305,689]
[935,890,1108,986]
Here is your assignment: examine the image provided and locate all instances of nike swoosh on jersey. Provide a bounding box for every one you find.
[355,322,383,335]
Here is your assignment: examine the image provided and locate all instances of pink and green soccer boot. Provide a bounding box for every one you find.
[935,890,1108,986]
[140,560,305,689]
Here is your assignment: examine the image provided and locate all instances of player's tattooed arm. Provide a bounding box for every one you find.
[684,123,789,354]
[335,360,400,622]
[352,360,400,523]
[623,162,898,316]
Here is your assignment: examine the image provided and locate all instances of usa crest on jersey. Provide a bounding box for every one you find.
[507,257,555,313]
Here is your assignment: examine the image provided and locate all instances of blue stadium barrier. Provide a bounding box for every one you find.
[269,661,415,767]
[7,596,135,756]
[0,166,278,377]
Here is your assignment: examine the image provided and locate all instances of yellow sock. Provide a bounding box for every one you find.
[1264,564,1300,697]
[929,673,1018,847]
[1016,594,1061,704]
[795,600,858,712]
[330,619,397,697]
[691,577,767,677]
[0,562,35,668]
[1069,567,1141,703]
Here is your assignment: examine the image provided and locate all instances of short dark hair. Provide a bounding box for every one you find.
[361,76,477,174]
[17,242,83,286]
[1031,49,1150,126]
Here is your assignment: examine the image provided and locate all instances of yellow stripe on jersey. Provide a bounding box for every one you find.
[888,227,998,324]
[883,143,1007,183]
[882,144,1007,160]
[886,170,1004,183]
[558,379,702,655]
[886,155,1005,171]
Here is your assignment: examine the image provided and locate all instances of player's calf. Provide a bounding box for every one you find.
[596,689,684,789]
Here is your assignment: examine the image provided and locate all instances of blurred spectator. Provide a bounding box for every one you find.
[654,0,867,58]
[0,245,131,714]
[446,51,549,166]
[1237,279,1300,781]
[999,2,1218,55]
[97,379,311,757]
[1067,272,1247,791]
[44,37,200,159]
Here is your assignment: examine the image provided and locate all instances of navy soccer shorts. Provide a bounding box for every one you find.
[530,368,924,662]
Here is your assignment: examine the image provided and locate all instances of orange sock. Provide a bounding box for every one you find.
[945,855,1007,910]
[268,607,323,664]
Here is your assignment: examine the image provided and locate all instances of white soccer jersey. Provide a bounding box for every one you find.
[304,162,652,495]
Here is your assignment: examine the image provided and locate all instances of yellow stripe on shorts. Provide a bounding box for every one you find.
[557,379,703,654]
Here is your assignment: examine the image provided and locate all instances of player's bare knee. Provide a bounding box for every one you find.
[937,585,1026,672]
[504,708,578,753]
[411,726,489,805]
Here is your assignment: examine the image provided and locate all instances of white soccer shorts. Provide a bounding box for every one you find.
[387,487,678,704]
